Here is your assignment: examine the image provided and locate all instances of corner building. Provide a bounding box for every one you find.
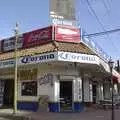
[0,25,119,112]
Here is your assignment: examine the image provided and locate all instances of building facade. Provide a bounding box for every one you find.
[0,26,119,112]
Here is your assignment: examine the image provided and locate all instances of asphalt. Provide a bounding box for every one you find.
[0,108,120,120]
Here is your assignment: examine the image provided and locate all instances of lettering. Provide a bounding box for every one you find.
[0,60,14,68]
[28,30,50,42]
[21,54,55,64]
[59,52,97,63]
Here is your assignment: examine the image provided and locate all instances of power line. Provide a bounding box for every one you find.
[102,0,110,14]
[84,0,120,55]
[82,28,120,37]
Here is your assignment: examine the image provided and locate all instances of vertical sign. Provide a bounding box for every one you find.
[49,0,76,20]
[49,0,77,26]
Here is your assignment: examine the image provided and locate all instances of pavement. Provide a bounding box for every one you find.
[0,108,119,120]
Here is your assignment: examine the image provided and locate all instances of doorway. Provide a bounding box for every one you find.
[3,80,14,108]
[60,81,73,111]
[92,84,97,103]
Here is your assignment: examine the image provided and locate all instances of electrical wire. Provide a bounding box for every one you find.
[84,0,120,55]
[102,0,110,14]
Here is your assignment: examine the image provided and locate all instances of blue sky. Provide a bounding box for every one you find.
[0,0,120,60]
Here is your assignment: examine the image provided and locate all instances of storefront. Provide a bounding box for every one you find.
[0,50,119,112]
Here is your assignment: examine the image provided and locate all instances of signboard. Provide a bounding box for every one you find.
[23,26,52,48]
[0,59,14,68]
[49,0,76,20]
[19,52,57,65]
[58,51,99,64]
[55,25,80,43]
[51,19,79,27]
[0,51,100,69]
[2,35,23,52]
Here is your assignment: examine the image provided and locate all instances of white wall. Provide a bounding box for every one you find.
[17,63,79,102]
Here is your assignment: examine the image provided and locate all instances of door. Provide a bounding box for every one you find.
[3,80,14,107]
[60,81,72,111]
[92,84,97,103]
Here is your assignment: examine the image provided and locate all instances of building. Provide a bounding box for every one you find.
[0,25,119,112]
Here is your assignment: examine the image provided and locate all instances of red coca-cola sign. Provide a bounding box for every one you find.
[23,26,52,48]
[55,25,80,43]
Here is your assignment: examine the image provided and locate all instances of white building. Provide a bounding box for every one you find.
[0,40,119,112]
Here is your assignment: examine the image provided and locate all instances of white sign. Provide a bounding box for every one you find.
[58,52,99,64]
[51,18,79,27]
[0,51,100,69]
[19,52,58,65]
[0,59,14,68]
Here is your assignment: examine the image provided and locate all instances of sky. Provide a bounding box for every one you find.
[0,0,120,60]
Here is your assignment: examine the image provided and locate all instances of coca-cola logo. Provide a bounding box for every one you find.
[28,29,50,42]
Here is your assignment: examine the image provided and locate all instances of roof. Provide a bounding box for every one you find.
[0,41,95,61]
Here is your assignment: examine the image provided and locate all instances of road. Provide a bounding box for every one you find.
[26,109,120,120]
[0,108,119,120]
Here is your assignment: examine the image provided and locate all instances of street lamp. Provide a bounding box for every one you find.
[13,23,19,114]
[108,58,114,120]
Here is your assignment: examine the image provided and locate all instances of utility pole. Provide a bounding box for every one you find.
[13,23,19,114]
[117,60,120,72]
[108,58,115,120]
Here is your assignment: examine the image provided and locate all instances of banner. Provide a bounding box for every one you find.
[2,35,23,52]
[55,25,80,43]
[49,0,76,20]
[23,26,52,48]
[58,51,99,64]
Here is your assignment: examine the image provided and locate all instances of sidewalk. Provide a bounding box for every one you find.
[23,108,120,120]
[0,109,32,120]
[0,108,119,120]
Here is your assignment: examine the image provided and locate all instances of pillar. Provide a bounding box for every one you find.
[73,76,84,112]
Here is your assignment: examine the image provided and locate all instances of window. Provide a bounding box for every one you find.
[21,81,37,96]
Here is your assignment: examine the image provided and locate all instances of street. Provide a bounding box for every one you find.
[0,108,120,120]
[19,108,120,120]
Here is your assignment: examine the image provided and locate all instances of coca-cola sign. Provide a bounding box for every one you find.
[23,26,52,48]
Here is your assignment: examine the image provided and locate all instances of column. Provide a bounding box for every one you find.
[48,75,59,112]
[97,83,104,102]
[83,76,93,104]
[73,77,84,112]
[104,82,111,99]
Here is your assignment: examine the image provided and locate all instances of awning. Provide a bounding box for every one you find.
[112,75,118,83]
[99,58,120,83]
[112,69,120,83]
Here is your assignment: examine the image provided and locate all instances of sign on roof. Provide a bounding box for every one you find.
[23,26,52,48]
[2,35,23,52]
[55,25,80,43]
